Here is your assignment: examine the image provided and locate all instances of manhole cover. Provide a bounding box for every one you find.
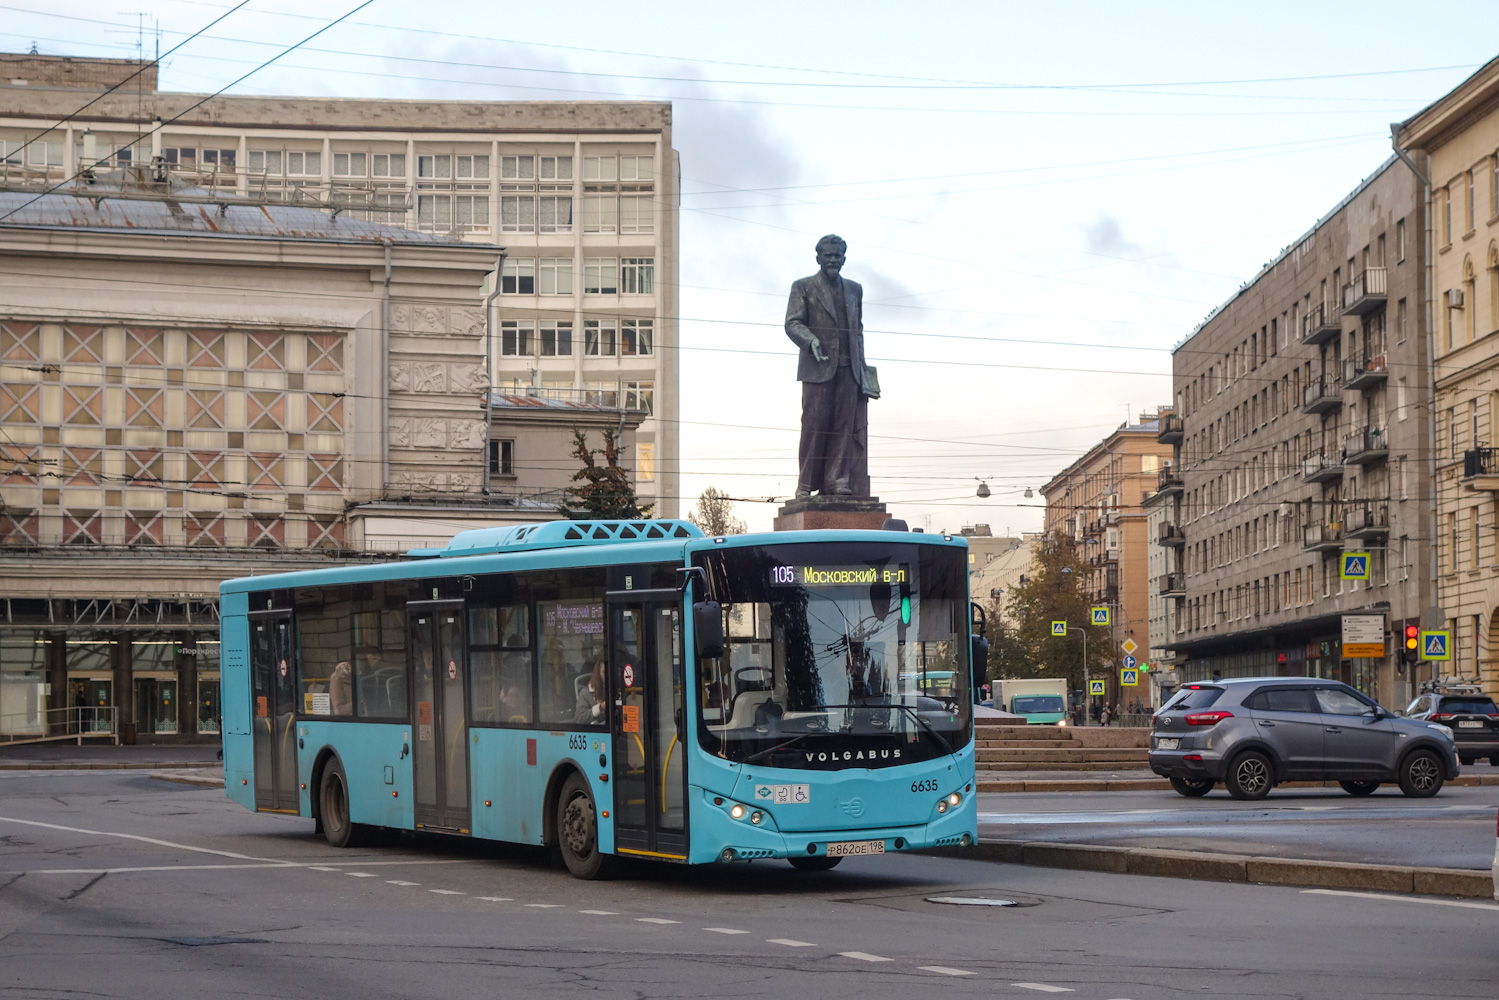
[926,896,1020,907]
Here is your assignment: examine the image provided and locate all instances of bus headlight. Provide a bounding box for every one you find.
[729,804,746,820]
[750,811,764,825]
[946,792,963,808]
[937,800,948,814]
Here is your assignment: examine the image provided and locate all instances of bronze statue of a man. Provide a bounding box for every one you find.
[784,234,880,498]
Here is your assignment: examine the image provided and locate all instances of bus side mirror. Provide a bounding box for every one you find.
[694,601,724,659]
[970,635,989,703]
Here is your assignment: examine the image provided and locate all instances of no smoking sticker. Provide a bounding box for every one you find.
[447,660,458,681]
[623,663,635,687]
[278,658,287,677]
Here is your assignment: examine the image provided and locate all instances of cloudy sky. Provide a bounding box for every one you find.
[9,1,1499,532]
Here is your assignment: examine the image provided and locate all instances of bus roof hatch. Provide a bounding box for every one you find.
[409,519,704,558]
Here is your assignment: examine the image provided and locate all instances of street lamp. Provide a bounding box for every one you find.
[976,480,991,498]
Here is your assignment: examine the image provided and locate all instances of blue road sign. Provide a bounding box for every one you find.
[1420,630,1451,661]
[1340,552,1370,581]
[1122,654,1137,670]
[1120,668,1138,687]
[1091,607,1110,625]
[1088,679,1106,696]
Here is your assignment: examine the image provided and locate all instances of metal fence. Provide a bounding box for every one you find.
[0,705,118,745]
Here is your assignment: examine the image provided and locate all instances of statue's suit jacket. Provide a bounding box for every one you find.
[785,273,880,398]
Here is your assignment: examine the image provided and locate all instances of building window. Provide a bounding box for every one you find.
[1467,171,1476,233]
[538,258,573,296]
[332,152,367,177]
[583,194,618,233]
[538,195,573,234]
[620,155,653,181]
[1141,454,1158,474]
[583,381,618,406]
[501,258,535,294]
[540,155,573,180]
[372,153,405,178]
[584,320,616,357]
[539,321,573,357]
[636,441,655,481]
[623,380,653,413]
[585,258,618,294]
[500,195,536,233]
[621,257,654,294]
[1443,186,1453,247]
[489,439,514,477]
[620,319,654,357]
[500,321,533,357]
[1471,507,1481,569]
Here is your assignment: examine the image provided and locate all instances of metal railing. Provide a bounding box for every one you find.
[1,705,118,745]
[1464,447,1497,478]
[1342,267,1388,313]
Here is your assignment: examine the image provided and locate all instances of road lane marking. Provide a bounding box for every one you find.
[346,872,377,877]
[637,917,679,924]
[309,866,341,871]
[386,880,420,886]
[476,896,512,902]
[14,863,314,875]
[703,927,750,935]
[921,967,974,976]
[1302,889,1499,911]
[767,938,816,947]
[429,889,464,895]
[525,903,563,908]
[838,951,892,963]
[1013,985,1073,993]
[578,910,618,915]
[0,815,291,864]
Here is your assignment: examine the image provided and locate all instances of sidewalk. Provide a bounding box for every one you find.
[0,743,220,770]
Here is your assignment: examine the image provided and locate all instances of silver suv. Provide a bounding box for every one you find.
[1148,677,1459,800]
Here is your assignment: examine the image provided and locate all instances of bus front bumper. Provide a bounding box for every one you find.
[688,797,977,865]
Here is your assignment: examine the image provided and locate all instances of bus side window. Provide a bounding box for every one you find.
[297,585,355,718]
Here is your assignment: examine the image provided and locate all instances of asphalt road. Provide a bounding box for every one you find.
[0,770,1496,1000]
[979,784,1499,870]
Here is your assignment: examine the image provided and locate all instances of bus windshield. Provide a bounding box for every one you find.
[694,541,970,769]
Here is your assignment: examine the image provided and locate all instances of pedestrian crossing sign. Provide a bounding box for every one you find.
[1051,621,1067,636]
[1091,606,1110,625]
[1340,552,1370,581]
[1419,630,1451,661]
[1089,679,1106,696]
[1120,668,1138,687]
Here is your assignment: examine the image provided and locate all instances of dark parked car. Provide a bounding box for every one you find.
[1404,690,1499,766]
[1149,677,1459,800]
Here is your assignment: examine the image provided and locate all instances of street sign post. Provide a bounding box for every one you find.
[1419,630,1451,661]
[1120,668,1138,687]
[1340,614,1386,659]
[1091,607,1110,626]
[1088,679,1106,696]
[1051,621,1067,637]
[1340,552,1370,581]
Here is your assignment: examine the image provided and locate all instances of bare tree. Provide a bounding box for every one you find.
[688,487,747,536]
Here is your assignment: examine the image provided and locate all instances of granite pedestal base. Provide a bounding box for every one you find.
[772,495,889,532]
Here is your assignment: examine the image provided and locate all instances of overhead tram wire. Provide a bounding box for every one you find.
[0,0,378,225]
[4,0,254,167]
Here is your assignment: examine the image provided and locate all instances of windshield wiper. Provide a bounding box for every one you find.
[798,702,960,759]
[741,732,814,764]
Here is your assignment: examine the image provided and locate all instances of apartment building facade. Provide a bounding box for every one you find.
[1041,410,1174,706]
[1164,159,1431,704]
[1398,55,1499,699]
[0,54,680,516]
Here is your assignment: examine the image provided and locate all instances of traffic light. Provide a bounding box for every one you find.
[1402,620,1421,664]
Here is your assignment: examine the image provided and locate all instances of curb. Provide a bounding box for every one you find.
[977,773,1499,793]
[149,771,224,788]
[0,761,220,771]
[940,839,1495,899]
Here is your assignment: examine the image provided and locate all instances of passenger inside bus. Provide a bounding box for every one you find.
[574,658,607,724]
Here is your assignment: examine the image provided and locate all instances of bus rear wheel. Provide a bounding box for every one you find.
[319,758,365,849]
[558,773,614,880]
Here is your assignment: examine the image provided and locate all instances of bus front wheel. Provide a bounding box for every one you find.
[319,757,365,849]
[558,773,614,880]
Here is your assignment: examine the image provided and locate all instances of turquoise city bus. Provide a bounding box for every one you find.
[220,520,981,878]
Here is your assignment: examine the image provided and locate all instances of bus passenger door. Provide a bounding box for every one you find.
[249,613,297,812]
[409,602,471,833]
[609,599,687,860]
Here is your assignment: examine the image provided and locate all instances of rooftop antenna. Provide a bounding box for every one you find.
[29,41,38,55]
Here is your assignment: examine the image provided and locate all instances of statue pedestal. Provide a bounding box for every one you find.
[773,495,889,532]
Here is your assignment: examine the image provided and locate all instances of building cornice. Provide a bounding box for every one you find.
[1398,55,1499,153]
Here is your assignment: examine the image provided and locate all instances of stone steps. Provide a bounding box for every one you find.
[976,747,1147,764]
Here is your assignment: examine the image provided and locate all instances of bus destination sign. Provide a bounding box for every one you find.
[769,564,908,588]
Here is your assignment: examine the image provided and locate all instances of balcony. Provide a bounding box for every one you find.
[1158,522,1186,547]
[1088,548,1119,567]
[1302,451,1344,483]
[1342,266,1388,316]
[1301,375,1343,414]
[1341,352,1388,392]
[1304,522,1345,552]
[1157,466,1184,496]
[1343,427,1388,465]
[1158,573,1186,597]
[1463,448,1499,491]
[1345,504,1389,540]
[1301,303,1342,346]
[1157,414,1183,445]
